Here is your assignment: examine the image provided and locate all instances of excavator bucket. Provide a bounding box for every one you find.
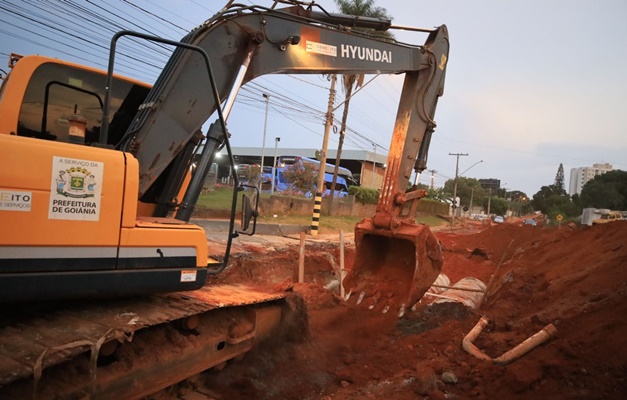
[343,217,443,316]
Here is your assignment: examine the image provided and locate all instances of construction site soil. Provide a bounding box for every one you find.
[190,219,627,400]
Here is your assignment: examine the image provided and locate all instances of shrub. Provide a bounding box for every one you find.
[349,186,379,205]
[282,162,317,192]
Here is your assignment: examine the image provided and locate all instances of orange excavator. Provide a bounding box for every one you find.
[0,1,448,397]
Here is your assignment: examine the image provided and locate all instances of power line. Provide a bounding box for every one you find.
[1,0,399,155]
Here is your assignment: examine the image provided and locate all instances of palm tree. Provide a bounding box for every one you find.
[329,0,394,211]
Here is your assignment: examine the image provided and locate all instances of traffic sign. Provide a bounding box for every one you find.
[556,214,563,221]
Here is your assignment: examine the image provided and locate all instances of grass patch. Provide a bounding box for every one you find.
[196,186,238,210]
[197,186,270,210]
[197,186,449,234]
[415,215,448,227]
[259,214,362,235]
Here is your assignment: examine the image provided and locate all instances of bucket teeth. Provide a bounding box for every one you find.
[382,305,390,314]
[356,291,365,305]
[345,219,444,314]
[398,304,406,318]
[344,290,352,301]
[368,305,375,310]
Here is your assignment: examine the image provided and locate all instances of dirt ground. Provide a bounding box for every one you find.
[192,219,627,399]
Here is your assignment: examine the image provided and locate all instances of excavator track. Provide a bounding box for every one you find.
[0,284,297,399]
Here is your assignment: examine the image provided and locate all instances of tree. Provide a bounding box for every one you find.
[335,0,393,27]
[329,0,394,211]
[554,163,566,194]
[281,162,317,194]
[531,184,580,220]
[483,196,508,216]
[239,164,261,183]
[532,164,571,214]
[443,177,486,212]
[579,170,627,209]
[500,189,530,216]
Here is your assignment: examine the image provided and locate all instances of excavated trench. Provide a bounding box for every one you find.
[7,221,626,399]
[189,221,627,400]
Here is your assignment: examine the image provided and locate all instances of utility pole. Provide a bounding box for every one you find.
[487,187,492,216]
[449,152,468,227]
[271,137,280,193]
[310,74,337,236]
[428,169,437,189]
[260,93,270,188]
[469,183,481,216]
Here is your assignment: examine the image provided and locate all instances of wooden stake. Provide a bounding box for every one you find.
[339,230,345,298]
[480,239,514,308]
[298,231,305,283]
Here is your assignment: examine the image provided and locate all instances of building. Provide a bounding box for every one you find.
[478,179,501,191]
[210,146,388,189]
[569,163,613,195]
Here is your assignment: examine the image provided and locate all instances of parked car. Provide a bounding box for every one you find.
[472,214,488,221]
[493,216,504,223]
[523,219,537,226]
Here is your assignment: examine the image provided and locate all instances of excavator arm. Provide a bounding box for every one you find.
[109,3,448,219]
[104,2,449,313]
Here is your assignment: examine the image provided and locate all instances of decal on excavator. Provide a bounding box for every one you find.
[0,190,32,212]
[48,156,104,220]
[439,54,447,70]
[305,41,337,57]
[340,44,392,63]
[180,270,198,283]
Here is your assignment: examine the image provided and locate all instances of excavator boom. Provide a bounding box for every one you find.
[117,3,448,315]
[115,3,448,204]
[0,1,449,395]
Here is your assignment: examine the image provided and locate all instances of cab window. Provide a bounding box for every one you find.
[17,62,149,146]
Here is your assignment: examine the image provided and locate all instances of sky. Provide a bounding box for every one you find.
[1,0,626,196]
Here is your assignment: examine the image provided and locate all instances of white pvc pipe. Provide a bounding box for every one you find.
[462,317,558,365]
[493,324,558,365]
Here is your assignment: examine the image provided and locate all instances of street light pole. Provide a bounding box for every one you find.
[260,93,270,186]
[371,143,377,189]
[428,169,437,190]
[469,183,481,216]
[272,137,280,193]
[487,188,492,216]
[449,153,468,226]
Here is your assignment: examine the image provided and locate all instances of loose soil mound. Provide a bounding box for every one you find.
[198,221,627,399]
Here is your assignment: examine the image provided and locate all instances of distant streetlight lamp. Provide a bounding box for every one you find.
[451,157,483,225]
[518,196,527,216]
[271,137,280,193]
[260,93,270,187]
[459,160,484,177]
[458,159,483,213]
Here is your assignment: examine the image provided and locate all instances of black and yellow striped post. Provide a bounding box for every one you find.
[310,191,323,235]
[310,74,337,236]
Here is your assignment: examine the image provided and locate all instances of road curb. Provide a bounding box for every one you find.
[191,218,309,237]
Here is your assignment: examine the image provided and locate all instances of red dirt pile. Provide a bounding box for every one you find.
[200,221,627,399]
